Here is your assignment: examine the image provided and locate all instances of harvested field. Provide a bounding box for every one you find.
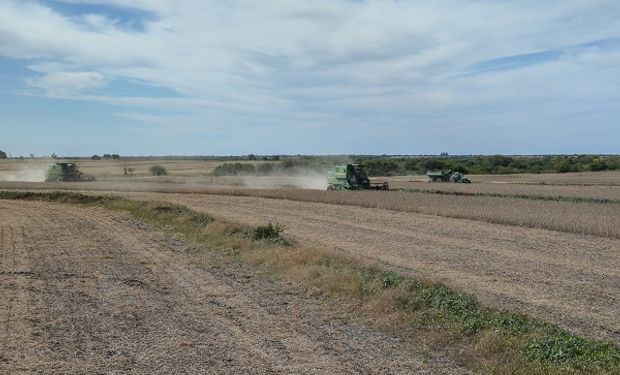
[467,171,620,186]
[2,181,618,238]
[168,189,618,239]
[385,179,620,202]
[91,191,620,345]
[0,159,266,179]
[382,171,620,187]
[0,199,466,374]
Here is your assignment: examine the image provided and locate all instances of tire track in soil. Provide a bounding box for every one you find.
[0,223,40,370]
[0,200,468,374]
[105,192,620,344]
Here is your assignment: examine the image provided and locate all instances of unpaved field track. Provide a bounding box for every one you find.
[108,192,620,344]
[0,200,466,374]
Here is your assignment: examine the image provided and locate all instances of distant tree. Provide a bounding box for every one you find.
[440,152,449,157]
[0,150,7,159]
[590,161,608,172]
[272,155,281,161]
[103,154,112,160]
[421,159,445,172]
[248,154,257,161]
[29,154,35,159]
[92,155,102,160]
[50,153,58,159]
[111,154,120,160]
[150,165,168,176]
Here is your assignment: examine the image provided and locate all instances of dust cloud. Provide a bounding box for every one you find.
[241,171,328,190]
[0,164,50,182]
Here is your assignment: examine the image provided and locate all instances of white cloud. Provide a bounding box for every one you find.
[26,71,108,95]
[0,0,619,152]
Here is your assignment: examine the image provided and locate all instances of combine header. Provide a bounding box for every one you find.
[426,170,471,183]
[46,162,95,182]
[327,164,389,191]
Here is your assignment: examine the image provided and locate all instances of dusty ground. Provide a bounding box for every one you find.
[107,192,620,345]
[0,200,467,374]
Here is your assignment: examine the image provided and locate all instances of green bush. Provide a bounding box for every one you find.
[252,223,290,245]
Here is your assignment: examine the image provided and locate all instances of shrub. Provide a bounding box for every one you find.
[253,223,290,245]
[150,165,168,176]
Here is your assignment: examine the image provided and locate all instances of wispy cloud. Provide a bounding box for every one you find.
[26,71,108,95]
[0,0,619,154]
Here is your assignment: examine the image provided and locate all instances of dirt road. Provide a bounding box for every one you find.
[0,200,466,374]
[109,192,620,344]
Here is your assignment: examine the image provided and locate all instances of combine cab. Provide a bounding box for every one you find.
[327,164,389,190]
[426,170,471,183]
[46,162,95,182]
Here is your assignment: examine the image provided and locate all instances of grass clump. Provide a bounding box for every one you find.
[252,223,291,245]
[149,165,168,176]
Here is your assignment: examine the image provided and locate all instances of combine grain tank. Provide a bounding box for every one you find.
[46,162,96,182]
[327,164,389,190]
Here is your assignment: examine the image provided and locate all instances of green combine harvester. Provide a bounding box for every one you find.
[46,162,95,182]
[426,170,471,183]
[327,164,389,190]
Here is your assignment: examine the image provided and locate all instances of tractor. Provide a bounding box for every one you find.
[46,162,95,182]
[426,170,471,183]
[327,164,389,190]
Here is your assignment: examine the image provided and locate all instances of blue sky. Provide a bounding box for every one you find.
[1,0,619,156]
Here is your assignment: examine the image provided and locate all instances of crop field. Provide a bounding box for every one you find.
[0,159,619,373]
[1,199,466,374]
[385,175,620,201]
[2,179,619,238]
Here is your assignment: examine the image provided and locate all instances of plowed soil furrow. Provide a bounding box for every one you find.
[0,200,466,374]
[106,192,620,344]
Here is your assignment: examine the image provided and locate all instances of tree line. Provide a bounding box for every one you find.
[354,155,620,176]
[210,155,620,177]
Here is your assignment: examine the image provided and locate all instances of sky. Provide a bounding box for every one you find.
[0,0,619,156]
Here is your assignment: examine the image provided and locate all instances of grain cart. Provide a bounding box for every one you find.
[327,164,389,190]
[46,162,95,182]
[426,170,471,183]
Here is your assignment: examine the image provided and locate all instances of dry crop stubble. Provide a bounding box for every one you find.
[0,199,464,374]
[3,192,619,373]
[384,180,620,201]
[74,190,620,346]
[1,180,619,238]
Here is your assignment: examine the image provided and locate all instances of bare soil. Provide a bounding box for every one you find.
[108,192,620,344]
[0,200,467,374]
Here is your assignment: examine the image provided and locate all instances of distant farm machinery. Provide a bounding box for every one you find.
[327,164,389,191]
[46,162,96,182]
[426,170,471,183]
